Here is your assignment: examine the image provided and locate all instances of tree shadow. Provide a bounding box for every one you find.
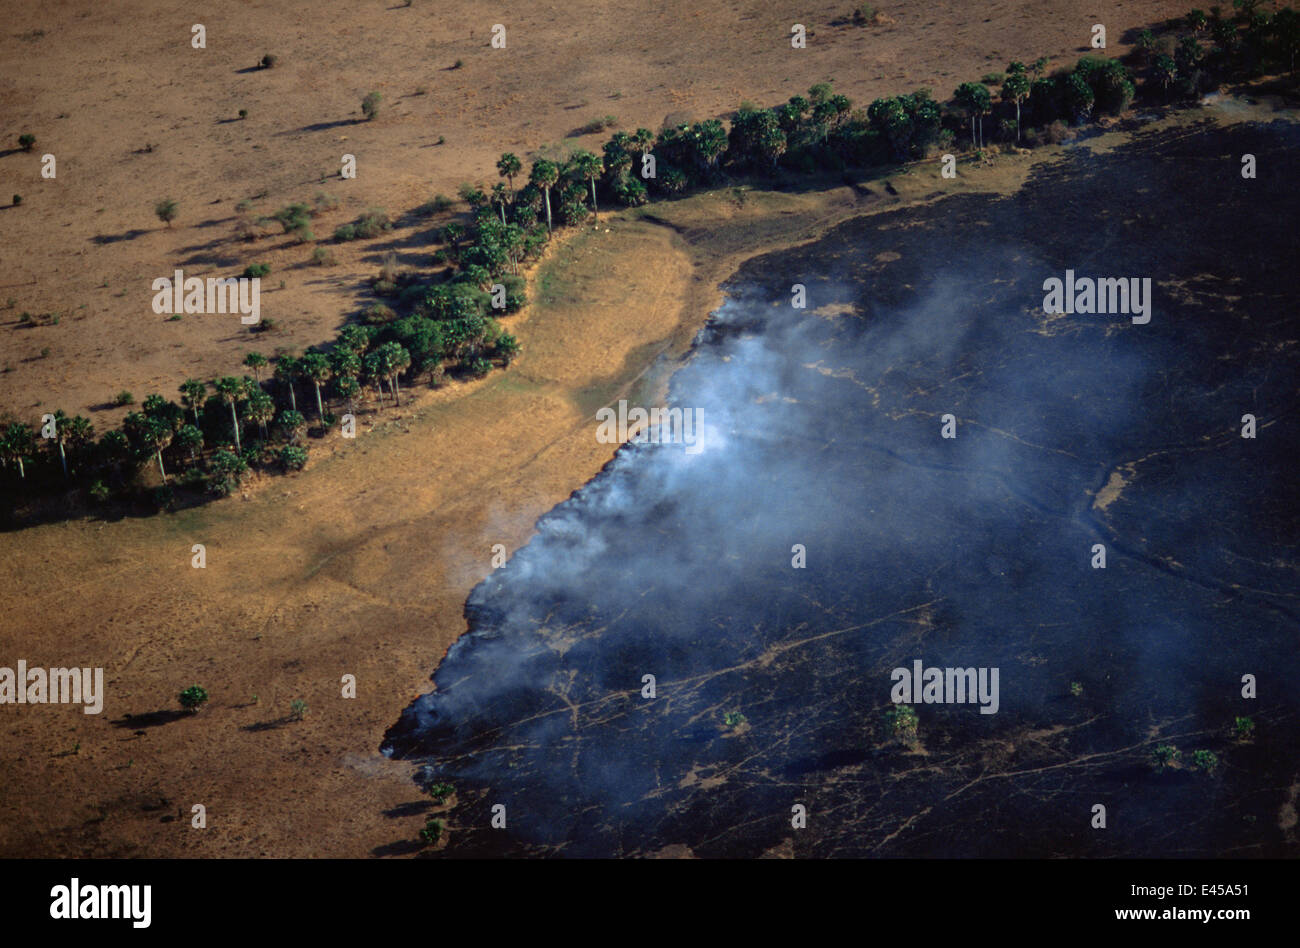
[90,229,150,245]
[382,800,432,819]
[242,715,293,732]
[371,838,427,857]
[111,708,188,729]
[288,119,361,135]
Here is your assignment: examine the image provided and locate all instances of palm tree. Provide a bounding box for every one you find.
[490,182,509,224]
[1,421,34,480]
[569,150,604,216]
[337,325,371,356]
[179,379,207,425]
[363,350,388,409]
[243,351,267,384]
[176,424,204,462]
[49,409,72,478]
[378,342,411,405]
[276,409,306,444]
[334,375,361,417]
[274,355,300,412]
[299,352,332,423]
[212,376,245,451]
[529,159,559,233]
[1002,63,1031,141]
[497,152,522,199]
[632,127,655,164]
[64,414,94,474]
[124,412,172,482]
[245,389,275,441]
[954,81,992,149]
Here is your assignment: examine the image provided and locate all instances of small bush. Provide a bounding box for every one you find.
[419,817,445,845]
[1234,716,1255,739]
[576,115,619,136]
[424,782,454,803]
[89,480,111,503]
[451,59,463,70]
[1069,681,1083,697]
[885,704,919,744]
[260,53,277,69]
[243,263,271,279]
[363,303,398,325]
[154,198,178,226]
[290,698,308,720]
[333,223,356,242]
[311,247,336,266]
[238,109,248,120]
[353,209,391,238]
[279,444,308,470]
[1190,749,1218,772]
[11,194,20,206]
[114,390,135,406]
[723,711,747,729]
[361,91,382,121]
[179,685,209,712]
[18,133,35,152]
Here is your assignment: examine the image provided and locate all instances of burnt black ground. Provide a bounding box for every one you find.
[383,114,1300,858]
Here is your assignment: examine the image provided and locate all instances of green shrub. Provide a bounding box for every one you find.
[419,817,445,845]
[290,698,308,720]
[363,303,397,325]
[179,685,209,712]
[154,198,178,226]
[1234,716,1255,739]
[114,390,135,406]
[361,91,382,121]
[1190,749,1218,772]
[18,133,35,152]
[424,782,454,803]
[260,53,277,68]
[723,711,747,729]
[279,444,308,470]
[333,223,356,242]
[311,247,336,266]
[243,263,271,279]
[885,704,919,744]
[89,480,111,503]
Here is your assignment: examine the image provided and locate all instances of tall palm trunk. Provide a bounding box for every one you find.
[391,374,401,406]
[286,383,297,412]
[228,402,241,452]
[157,451,167,483]
[543,187,553,233]
[58,442,68,478]
[589,178,598,214]
[313,383,325,423]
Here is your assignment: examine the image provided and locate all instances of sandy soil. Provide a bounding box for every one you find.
[0,1,1190,857]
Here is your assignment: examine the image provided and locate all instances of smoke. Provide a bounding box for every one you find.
[383,120,1300,857]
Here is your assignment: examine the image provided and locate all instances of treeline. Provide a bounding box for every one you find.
[2,1,1296,520]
